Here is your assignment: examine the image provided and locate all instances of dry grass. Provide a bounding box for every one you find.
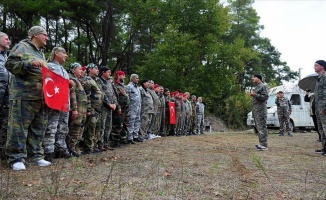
[1,130,326,200]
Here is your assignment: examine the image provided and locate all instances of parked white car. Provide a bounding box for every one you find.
[247,84,314,132]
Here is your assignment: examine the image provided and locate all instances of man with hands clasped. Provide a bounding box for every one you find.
[275,91,293,137]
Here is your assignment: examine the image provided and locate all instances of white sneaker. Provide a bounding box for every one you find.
[12,162,26,171]
[147,134,155,140]
[154,134,161,138]
[35,159,51,167]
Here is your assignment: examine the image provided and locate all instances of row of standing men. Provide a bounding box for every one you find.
[0,26,206,171]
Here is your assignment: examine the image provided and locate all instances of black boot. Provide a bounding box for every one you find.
[113,141,121,148]
[55,150,72,159]
[44,153,54,162]
[127,140,135,144]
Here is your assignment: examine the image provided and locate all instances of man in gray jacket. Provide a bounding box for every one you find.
[126,74,142,143]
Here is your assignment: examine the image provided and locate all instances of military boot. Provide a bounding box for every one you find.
[44,153,54,162]
[113,140,121,148]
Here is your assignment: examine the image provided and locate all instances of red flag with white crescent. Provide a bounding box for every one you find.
[42,66,69,112]
[169,101,176,124]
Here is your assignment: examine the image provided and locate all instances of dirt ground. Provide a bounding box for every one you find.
[1,130,326,200]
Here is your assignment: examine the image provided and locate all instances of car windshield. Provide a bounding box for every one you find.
[267,94,291,108]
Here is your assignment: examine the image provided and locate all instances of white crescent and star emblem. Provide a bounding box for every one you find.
[45,77,60,97]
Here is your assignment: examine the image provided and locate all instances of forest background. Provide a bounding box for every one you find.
[0,0,299,129]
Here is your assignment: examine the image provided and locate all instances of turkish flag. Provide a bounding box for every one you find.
[42,66,69,112]
[169,102,176,125]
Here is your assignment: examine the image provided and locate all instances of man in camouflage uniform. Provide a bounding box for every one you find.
[175,92,185,136]
[158,86,166,136]
[0,32,10,159]
[196,97,205,134]
[249,74,269,151]
[313,60,326,155]
[139,79,155,139]
[183,93,192,135]
[125,74,142,143]
[112,71,129,147]
[5,26,51,170]
[96,66,118,150]
[275,91,293,137]
[189,95,197,135]
[67,63,87,157]
[163,88,172,136]
[43,47,71,161]
[147,81,161,138]
[80,63,103,154]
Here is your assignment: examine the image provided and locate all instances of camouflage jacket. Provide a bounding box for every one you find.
[275,97,291,112]
[158,93,166,112]
[125,82,141,109]
[79,75,103,113]
[69,73,88,112]
[315,71,326,112]
[174,98,181,115]
[252,82,269,106]
[113,80,129,111]
[191,100,197,116]
[196,102,205,115]
[148,88,160,113]
[96,76,118,111]
[5,39,47,100]
[184,99,191,116]
[139,87,154,114]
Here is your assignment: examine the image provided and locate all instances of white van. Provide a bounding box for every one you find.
[247,84,314,132]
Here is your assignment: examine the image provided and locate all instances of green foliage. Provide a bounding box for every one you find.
[217,91,252,129]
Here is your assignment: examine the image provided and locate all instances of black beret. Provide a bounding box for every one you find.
[316,60,326,69]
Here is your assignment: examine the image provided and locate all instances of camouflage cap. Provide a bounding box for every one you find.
[86,63,97,69]
[70,62,82,70]
[28,26,46,39]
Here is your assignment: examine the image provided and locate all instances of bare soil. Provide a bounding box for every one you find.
[1,130,325,200]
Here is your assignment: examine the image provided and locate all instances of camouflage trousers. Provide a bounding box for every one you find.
[315,111,326,147]
[43,109,69,154]
[112,109,128,142]
[0,105,9,159]
[99,108,112,148]
[252,105,268,147]
[184,114,191,134]
[196,114,204,134]
[163,113,172,136]
[189,114,196,134]
[126,106,141,140]
[176,114,185,135]
[67,106,87,153]
[83,110,101,152]
[140,113,154,137]
[158,108,166,136]
[148,111,161,135]
[277,108,292,132]
[6,100,48,164]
